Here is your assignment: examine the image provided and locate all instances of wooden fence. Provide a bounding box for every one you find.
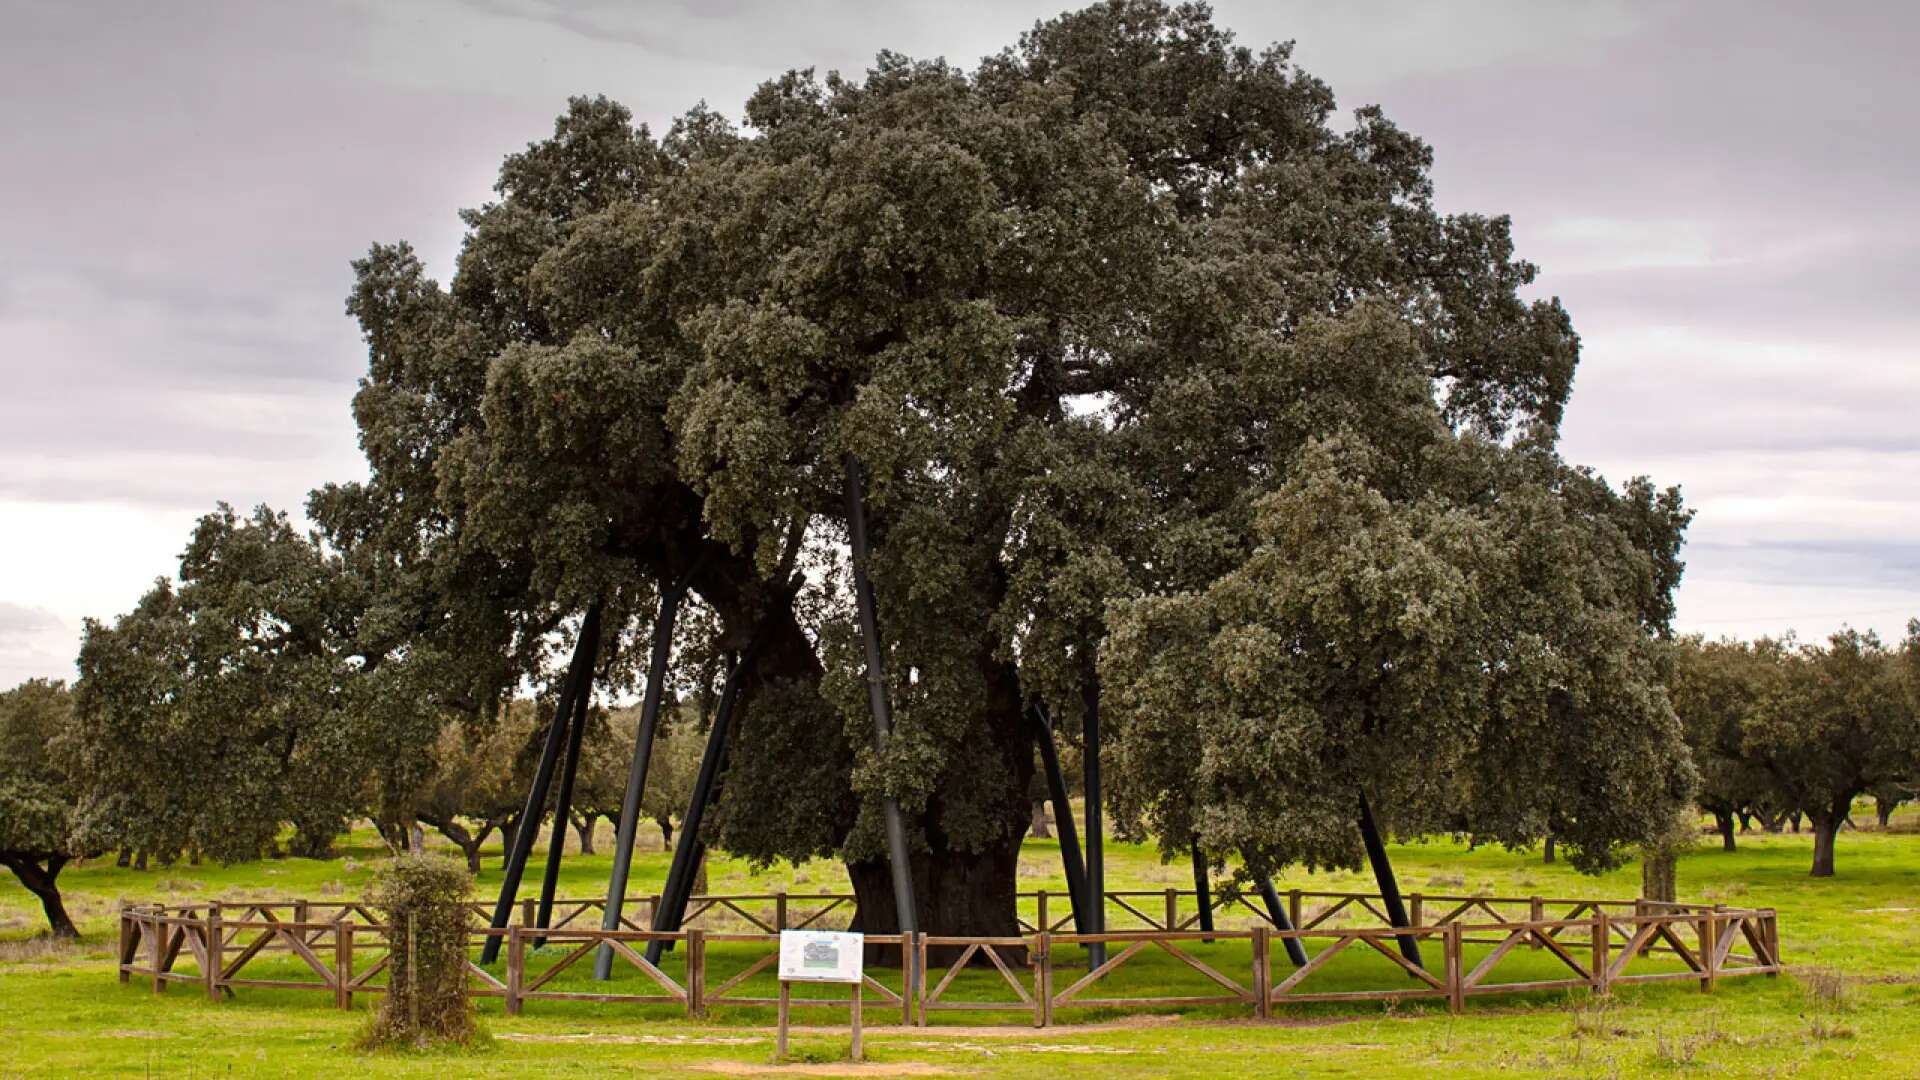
[116,889,1781,1026]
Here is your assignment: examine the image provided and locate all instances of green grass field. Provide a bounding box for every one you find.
[4,810,1918,1078]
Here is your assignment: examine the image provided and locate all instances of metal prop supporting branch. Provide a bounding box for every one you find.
[1081,677,1106,969]
[844,455,919,936]
[1358,789,1423,969]
[1190,845,1214,937]
[533,633,598,948]
[645,652,748,966]
[1256,872,1310,966]
[480,603,602,965]
[1031,708,1089,933]
[593,578,692,980]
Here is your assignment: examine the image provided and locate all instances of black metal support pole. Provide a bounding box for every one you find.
[1358,790,1422,969]
[1190,844,1214,939]
[593,580,690,980]
[1031,708,1088,933]
[532,613,599,949]
[844,455,918,936]
[646,654,747,965]
[1082,679,1105,970]
[1256,872,1309,966]
[480,605,600,965]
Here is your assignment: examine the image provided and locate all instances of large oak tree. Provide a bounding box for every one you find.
[276,1,1693,934]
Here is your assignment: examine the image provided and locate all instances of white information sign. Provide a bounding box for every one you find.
[777,929,864,985]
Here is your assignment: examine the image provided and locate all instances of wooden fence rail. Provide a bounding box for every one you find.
[116,892,1781,1027]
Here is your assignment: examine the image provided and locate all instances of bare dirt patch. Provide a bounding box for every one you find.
[498,1032,764,1047]
[689,1064,953,1077]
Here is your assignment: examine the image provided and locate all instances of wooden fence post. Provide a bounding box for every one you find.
[1030,933,1046,1029]
[1036,890,1048,933]
[1165,887,1177,931]
[1410,893,1424,929]
[334,921,352,1010]
[1252,925,1270,1020]
[1700,911,1717,993]
[915,933,929,1027]
[1037,932,1053,1027]
[1289,889,1302,931]
[521,898,535,928]
[775,890,787,931]
[1529,897,1543,947]
[687,929,705,1018]
[900,934,913,1026]
[1592,910,1611,996]
[149,913,166,995]
[505,927,524,1016]
[117,902,132,984]
[1765,909,1781,972]
[776,980,791,1059]
[850,979,863,1062]
[206,906,225,1002]
[1444,921,1463,1014]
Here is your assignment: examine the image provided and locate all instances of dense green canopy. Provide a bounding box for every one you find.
[1747,628,1920,876]
[73,505,440,863]
[74,1,1696,932]
[0,679,86,936]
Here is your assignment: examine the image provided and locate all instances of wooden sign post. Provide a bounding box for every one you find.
[775,929,865,1063]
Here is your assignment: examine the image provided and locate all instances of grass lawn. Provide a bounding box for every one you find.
[4,808,1917,1077]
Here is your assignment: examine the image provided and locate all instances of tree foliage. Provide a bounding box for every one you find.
[0,679,88,937]
[1745,627,1920,876]
[76,1,1701,930]
[72,505,441,863]
[1667,636,1787,849]
[1100,390,1696,875]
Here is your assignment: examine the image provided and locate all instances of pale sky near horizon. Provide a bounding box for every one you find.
[3,1,1917,687]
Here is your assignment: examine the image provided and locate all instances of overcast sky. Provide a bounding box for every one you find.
[3,0,1916,686]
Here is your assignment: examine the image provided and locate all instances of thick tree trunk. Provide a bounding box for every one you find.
[1809,801,1849,877]
[1543,836,1556,863]
[848,843,1024,966]
[1790,812,1802,834]
[1737,809,1754,833]
[1714,810,1737,852]
[426,817,489,874]
[499,817,519,867]
[656,816,673,849]
[572,814,596,855]
[1029,800,1051,839]
[1877,799,1896,830]
[289,825,336,860]
[846,671,1032,966]
[116,849,131,868]
[134,851,148,871]
[1,855,78,939]
[1642,850,1677,902]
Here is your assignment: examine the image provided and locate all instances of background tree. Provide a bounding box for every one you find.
[411,714,541,872]
[1870,780,1910,829]
[1668,636,1784,851]
[0,679,90,938]
[73,505,442,864]
[1746,628,1920,877]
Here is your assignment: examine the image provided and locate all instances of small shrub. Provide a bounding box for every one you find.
[357,854,479,1050]
[1798,968,1856,1013]
[1566,996,1625,1041]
